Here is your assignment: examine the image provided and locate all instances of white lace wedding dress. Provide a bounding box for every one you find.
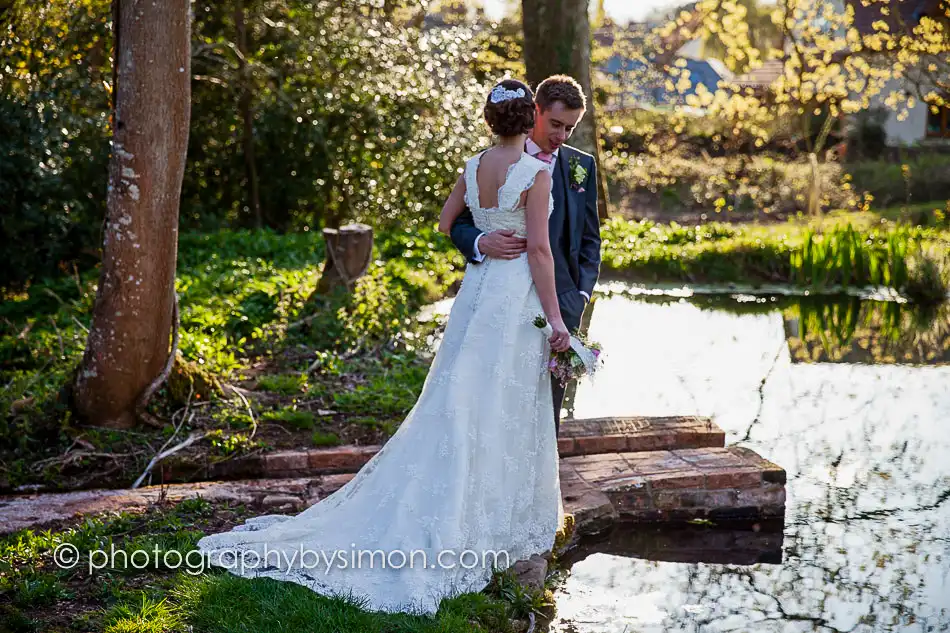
[197,152,562,616]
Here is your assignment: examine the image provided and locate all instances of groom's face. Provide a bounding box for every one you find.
[533,101,584,153]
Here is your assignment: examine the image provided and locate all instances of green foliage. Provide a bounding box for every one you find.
[601,108,799,157]
[0,226,462,459]
[303,232,463,352]
[483,569,551,620]
[175,228,324,373]
[601,217,950,299]
[261,407,316,430]
[184,0,487,232]
[310,431,341,447]
[104,532,204,575]
[0,604,36,633]
[846,107,889,160]
[0,0,113,289]
[206,430,263,456]
[790,224,919,290]
[904,248,950,306]
[1,0,488,288]
[5,573,71,608]
[331,355,428,417]
[601,217,794,282]
[256,373,309,396]
[0,229,323,448]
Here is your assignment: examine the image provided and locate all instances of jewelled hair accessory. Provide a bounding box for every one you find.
[489,85,526,103]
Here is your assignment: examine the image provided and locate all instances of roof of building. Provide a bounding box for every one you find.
[732,59,785,88]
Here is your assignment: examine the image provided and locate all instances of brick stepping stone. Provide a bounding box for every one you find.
[561,446,786,530]
[212,416,725,481]
[558,415,724,456]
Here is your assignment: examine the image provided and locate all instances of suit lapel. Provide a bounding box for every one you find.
[555,148,577,249]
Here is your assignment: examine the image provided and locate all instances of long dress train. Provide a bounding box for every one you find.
[197,152,562,615]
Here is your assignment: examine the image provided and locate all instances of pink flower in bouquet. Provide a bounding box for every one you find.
[534,314,603,387]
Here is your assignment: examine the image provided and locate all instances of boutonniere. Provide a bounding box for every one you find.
[568,156,587,193]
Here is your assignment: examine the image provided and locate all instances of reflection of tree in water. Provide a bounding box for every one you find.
[554,302,950,631]
[694,419,944,629]
[563,429,949,631]
[787,298,950,365]
[599,289,950,365]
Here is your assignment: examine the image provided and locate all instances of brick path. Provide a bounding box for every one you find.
[210,415,726,480]
[0,416,785,540]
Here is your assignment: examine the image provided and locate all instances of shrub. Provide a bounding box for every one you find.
[845,155,950,208]
[605,152,854,217]
[0,1,113,289]
[1,0,488,285]
[845,107,889,160]
[904,248,949,305]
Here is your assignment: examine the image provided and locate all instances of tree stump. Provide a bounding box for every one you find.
[316,223,374,294]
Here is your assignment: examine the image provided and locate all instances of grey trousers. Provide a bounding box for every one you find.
[552,378,568,437]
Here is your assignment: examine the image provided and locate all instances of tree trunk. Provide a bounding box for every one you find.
[73,0,191,429]
[521,0,610,219]
[235,0,262,228]
[316,223,374,294]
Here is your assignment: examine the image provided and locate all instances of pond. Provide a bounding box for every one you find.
[551,283,950,632]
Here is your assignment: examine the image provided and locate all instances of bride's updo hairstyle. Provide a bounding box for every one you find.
[483,79,535,137]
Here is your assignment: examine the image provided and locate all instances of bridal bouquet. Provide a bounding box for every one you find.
[533,315,603,386]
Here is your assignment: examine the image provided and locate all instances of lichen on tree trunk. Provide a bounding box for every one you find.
[72,0,192,428]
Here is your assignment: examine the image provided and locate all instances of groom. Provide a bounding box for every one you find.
[450,74,602,436]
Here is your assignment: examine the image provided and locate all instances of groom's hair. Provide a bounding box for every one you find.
[535,75,586,113]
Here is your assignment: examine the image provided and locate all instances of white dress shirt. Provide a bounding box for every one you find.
[471,141,589,303]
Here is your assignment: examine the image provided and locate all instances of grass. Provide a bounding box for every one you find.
[0,499,550,633]
[174,572,520,633]
[103,595,184,633]
[256,373,309,396]
[330,354,429,417]
[261,407,317,430]
[311,430,341,447]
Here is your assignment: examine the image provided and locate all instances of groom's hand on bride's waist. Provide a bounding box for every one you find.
[476,230,527,260]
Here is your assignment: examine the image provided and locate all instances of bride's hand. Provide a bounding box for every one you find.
[548,318,571,353]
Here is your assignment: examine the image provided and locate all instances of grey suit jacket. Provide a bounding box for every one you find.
[449,145,602,332]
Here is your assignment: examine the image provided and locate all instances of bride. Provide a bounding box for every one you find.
[197,78,571,616]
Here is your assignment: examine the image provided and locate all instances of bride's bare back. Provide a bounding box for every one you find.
[475,146,530,210]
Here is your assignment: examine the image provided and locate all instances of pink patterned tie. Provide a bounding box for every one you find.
[535,151,554,164]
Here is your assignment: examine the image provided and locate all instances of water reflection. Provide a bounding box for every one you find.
[562,522,785,568]
[554,289,950,633]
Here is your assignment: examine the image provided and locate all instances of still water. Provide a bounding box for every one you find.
[553,283,950,632]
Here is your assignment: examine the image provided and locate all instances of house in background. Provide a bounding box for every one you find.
[731,60,785,96]
[595,0,949,148]
[595,19,735,112]
[845,0,950,146]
